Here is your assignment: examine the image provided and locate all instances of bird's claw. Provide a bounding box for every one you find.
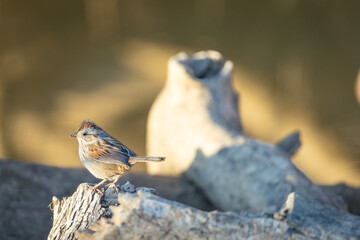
[105,182,119,193]
[87,185,104,195]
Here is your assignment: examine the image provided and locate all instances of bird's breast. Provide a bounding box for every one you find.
[78,145,128,180]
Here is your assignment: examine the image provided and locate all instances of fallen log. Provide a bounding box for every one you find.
[48,182,360,240]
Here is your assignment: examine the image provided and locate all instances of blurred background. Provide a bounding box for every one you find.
[0,0,359,185]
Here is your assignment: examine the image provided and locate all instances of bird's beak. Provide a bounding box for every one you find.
[70,132,77,138]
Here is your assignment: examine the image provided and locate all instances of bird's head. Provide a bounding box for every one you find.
[70,120,105,144]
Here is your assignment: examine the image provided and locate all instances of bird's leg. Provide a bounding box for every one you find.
[105,176,121,192]
[89,179,108,194]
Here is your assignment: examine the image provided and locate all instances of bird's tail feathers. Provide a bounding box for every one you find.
[128,156,165,165]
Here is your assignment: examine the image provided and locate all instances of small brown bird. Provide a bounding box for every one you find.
[70,120,165,193]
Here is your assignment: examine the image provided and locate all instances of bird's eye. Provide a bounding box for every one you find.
[83,133,88,136]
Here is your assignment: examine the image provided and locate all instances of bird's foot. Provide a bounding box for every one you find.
[105,182,119,193]
[88,185,104,195]
[87,179,109,194]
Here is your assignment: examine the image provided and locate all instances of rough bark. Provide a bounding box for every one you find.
[48,182,360,240]
[146,50,345,214]
[48,184,105,240]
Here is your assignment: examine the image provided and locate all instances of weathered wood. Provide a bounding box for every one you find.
[274,192,360,239]
[146,50,345,214]
[185,140,345,213]
[48,182,360,240]
[48,184,104,240]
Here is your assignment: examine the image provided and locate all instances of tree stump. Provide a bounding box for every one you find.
[146,50,344,214]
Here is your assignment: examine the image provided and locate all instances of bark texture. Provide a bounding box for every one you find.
[48,182,360,240]
[48,184,104,240]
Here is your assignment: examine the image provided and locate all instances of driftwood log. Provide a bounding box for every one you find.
[146,50,345,214]
[47,182,360,240]
[0,160,359,239]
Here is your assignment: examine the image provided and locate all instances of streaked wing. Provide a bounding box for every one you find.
[110,138,138,158]
[87,143,131,167]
